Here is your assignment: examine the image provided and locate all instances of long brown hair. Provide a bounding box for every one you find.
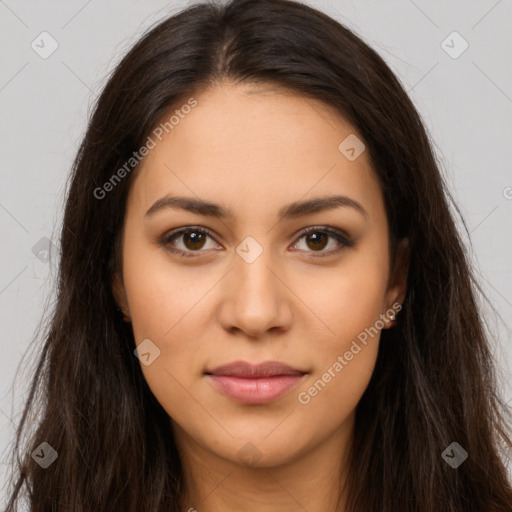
[4,0,512,510]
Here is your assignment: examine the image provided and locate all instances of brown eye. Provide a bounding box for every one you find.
[181,230,207,250]
[292,226,354,257]
[161,225,353,259]
[304,231,329,251]
[161,227,219,257]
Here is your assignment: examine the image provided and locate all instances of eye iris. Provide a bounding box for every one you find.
[306,232,328,251]
[183,231,206,250]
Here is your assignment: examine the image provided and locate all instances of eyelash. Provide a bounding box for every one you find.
[160,225,354,259]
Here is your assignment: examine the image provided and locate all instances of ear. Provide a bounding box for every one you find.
[112,271,130,316]
[385,237,409,311]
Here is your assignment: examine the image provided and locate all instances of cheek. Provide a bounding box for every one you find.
[122,236,207,339]
[293,253,388,414]
[305,256,389,349]
[121,240,214,401]
[295,338,378,445]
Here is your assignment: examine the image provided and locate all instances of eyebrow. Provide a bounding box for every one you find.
[145,194,368,220]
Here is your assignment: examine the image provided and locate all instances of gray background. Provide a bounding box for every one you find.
[1,0,511,502]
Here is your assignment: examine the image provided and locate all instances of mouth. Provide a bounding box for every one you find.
[205,360,308,404]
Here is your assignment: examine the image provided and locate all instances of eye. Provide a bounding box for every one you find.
[160,225,354,258]
[291,226,354,257]
[160,226,219,258]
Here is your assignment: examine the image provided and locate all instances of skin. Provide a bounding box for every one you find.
[113,81,408,512]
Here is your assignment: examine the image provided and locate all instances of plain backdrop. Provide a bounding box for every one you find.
[1,0,511,503]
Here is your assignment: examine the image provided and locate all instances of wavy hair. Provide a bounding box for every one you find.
[4,0,512,510]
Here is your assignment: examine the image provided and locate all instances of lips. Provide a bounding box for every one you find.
[205,360,306,378]
[205,360,308,404]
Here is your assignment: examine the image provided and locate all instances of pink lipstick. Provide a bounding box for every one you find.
[205,360,307,404]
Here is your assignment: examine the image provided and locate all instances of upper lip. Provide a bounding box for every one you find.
[206,360,307,378]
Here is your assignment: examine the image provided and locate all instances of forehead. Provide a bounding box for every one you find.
[128,82,384,224]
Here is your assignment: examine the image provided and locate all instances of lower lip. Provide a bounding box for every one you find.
[207,374,306,404]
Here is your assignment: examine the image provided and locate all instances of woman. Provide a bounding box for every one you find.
[4,0,512,510]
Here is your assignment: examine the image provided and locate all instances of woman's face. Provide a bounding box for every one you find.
[113,81,407,469]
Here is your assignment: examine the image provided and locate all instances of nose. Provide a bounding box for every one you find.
[217,248,293,339]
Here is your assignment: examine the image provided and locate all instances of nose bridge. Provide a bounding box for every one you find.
[221,236,291,336]
[238,246,275,290]
[235,238,280,306]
